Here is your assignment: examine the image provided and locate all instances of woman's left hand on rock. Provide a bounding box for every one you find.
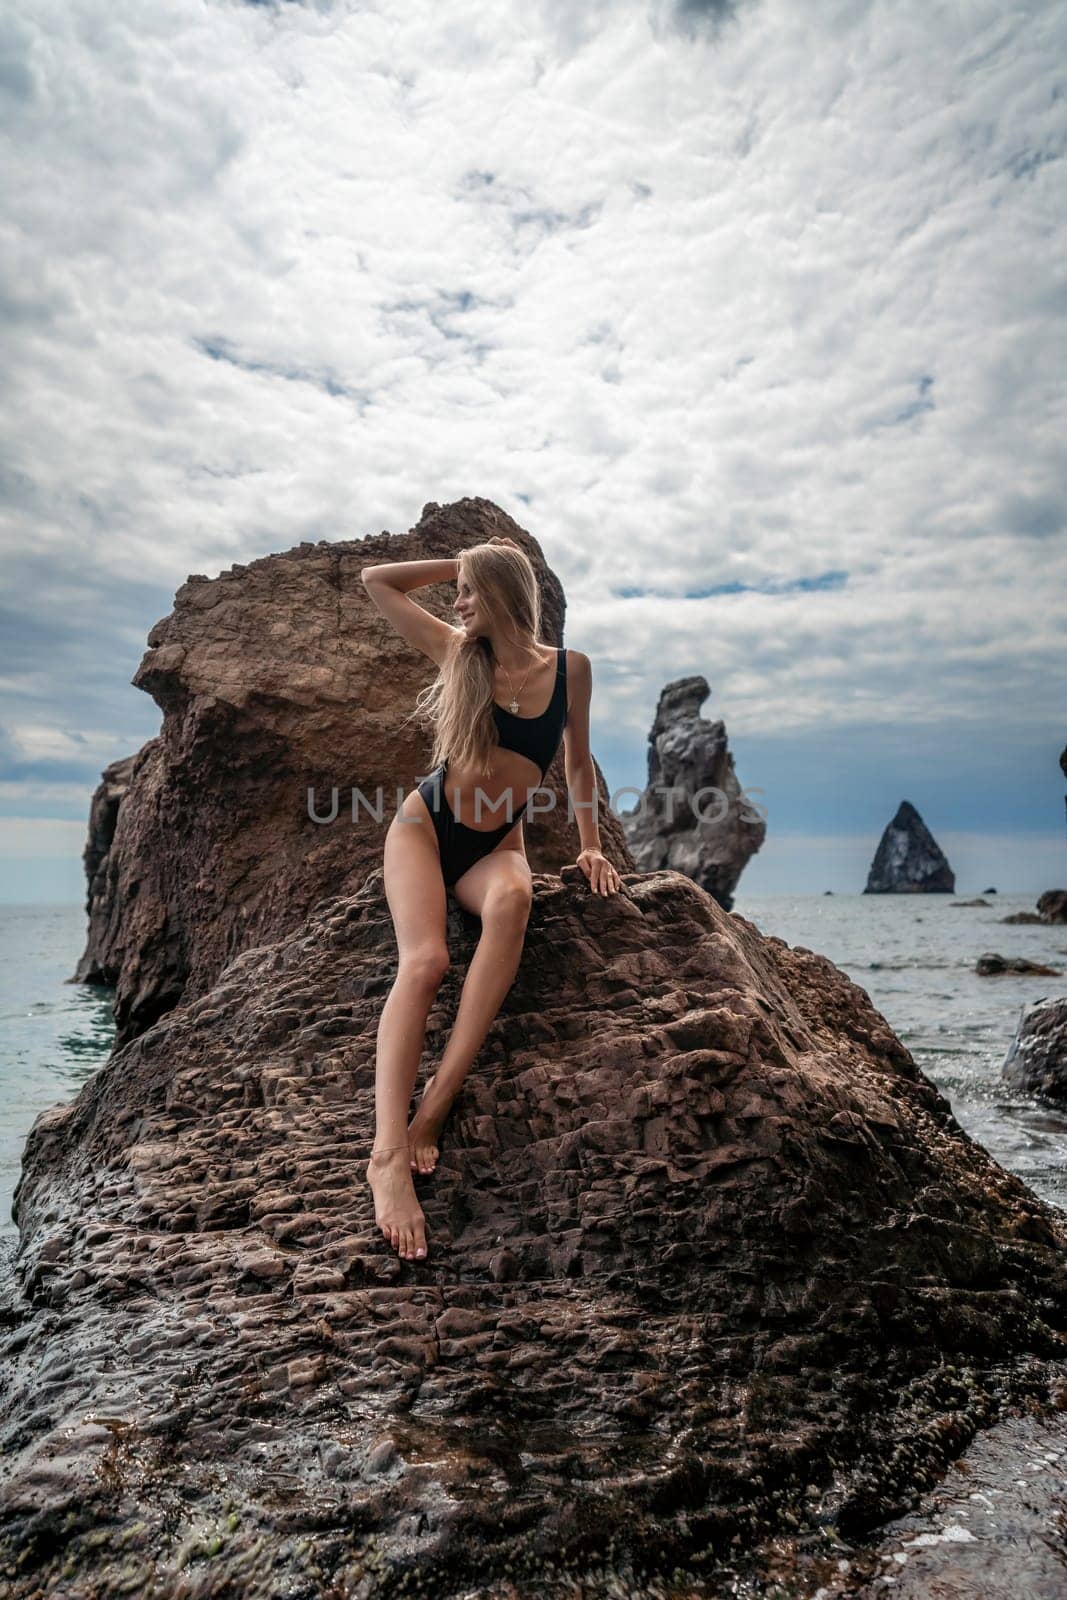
[576,848,621,896]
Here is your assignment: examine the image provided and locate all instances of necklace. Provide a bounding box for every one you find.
[499,647,540,714]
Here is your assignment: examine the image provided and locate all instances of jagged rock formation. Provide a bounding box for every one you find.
[71,498,631,1048]
[2,868,1064,1598]
[619,676,764,911]
[72,752,138,985]
[1002,997,1067,1103]
[864,801,954,894]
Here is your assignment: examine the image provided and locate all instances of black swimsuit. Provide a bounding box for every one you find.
[416,647,568,888]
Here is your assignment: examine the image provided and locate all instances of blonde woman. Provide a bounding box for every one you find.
[360,538,621,1262]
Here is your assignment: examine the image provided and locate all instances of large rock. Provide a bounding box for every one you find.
[619,675,765,911]
[72,498,631,1048]
[2,868,1064,1598]
[1002,996,1067,1102]
[864,801,955,894]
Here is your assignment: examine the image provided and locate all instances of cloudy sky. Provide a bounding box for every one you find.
[2,0,1065,900]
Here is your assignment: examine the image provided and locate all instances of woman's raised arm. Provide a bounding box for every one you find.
[361,559,461,668]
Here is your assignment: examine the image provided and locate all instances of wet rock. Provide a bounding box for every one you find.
[1002,996,1067,1103]
[2,867,1065,1597]
[1038,890,1067,923]
[975,952,1061,977]
[1002,889,1067,926]
[71,498,632,1049]
[618,675,765,911]
[864,801,954,893]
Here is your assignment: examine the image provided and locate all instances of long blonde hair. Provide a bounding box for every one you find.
[403,543,545,778]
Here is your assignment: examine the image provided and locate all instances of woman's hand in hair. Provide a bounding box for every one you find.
[575,847,622,897]
[487,536,520,550]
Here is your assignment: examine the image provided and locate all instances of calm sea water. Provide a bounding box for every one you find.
[1,893,1065,1239]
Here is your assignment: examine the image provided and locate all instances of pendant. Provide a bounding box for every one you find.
[508,698,519,713]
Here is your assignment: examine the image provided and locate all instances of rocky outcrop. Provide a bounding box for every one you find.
[619,675,764,911]
[864,801,954,894]
[1002,996,1067,1103]
[976,952,1061,976]
[72,752,140,985]
[1002,890,1067,926]
[71,498,631,1049]
[2,868,1064,1598]
[1039,889,1067,923]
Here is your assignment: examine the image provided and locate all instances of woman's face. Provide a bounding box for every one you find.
[454,570,484,635]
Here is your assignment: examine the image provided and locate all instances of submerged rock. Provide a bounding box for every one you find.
[71,498,631,1049]
[864,801,955,894]
[1,867,1064,1598]
[1002,996,1067,1103]
[619,675,765,911]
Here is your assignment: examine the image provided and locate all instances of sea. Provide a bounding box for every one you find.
[1,891,1064,1238]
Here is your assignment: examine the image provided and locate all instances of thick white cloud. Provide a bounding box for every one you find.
[1,0,1064,877]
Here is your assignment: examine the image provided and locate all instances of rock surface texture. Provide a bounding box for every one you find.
[71,499,631,1050]
[1002,996,1067,1103]
[2,867,1065,1598]
[619,675,765,911]
[864,800,955,894]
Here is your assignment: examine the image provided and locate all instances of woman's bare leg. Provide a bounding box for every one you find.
[365,793,449,1261]
[407,847,532,1174]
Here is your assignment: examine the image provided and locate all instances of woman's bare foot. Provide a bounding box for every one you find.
[365,1147,428,1259]
[407,1073,456,1175]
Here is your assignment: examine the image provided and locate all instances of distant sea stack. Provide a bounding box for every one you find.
[619,675,765,912]
[864,800,955,894]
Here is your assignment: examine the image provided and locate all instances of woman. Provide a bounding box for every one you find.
[359,536,621,1262]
